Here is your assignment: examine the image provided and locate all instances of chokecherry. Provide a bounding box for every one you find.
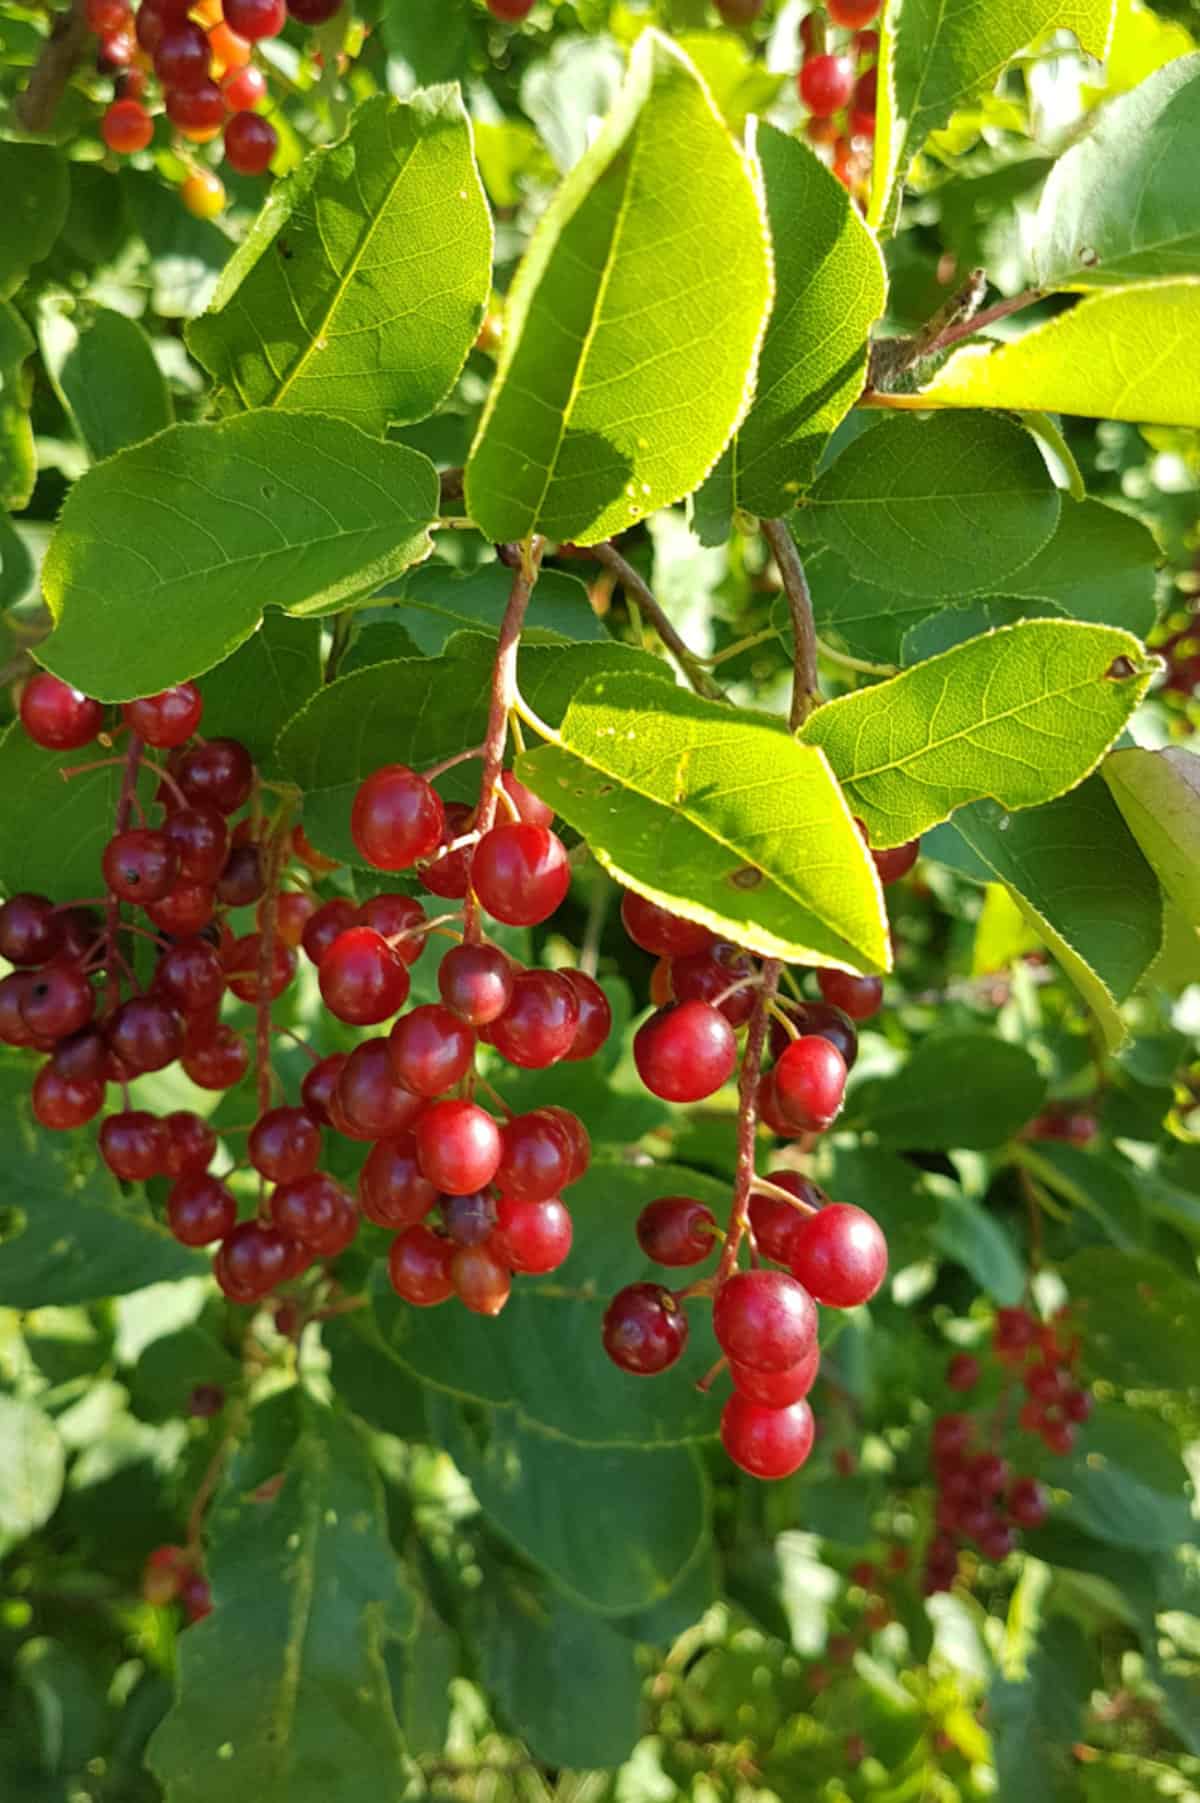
[154,937,225,1013]
[102,828,178,903]
[20,964,95,1041]
[620,892,713,958]
[351,765,444,871]
[471,823,570,926]
[772,1034,847,1131]
[163,804,230,884]
[494,1109,571,1202]
[730,1343,821,1408]
[487,968,580,1068]
[633,1001,736,1103]
[221,0,286,37]
[414,1099,501,1195]
[721,1394,815,1480]
[602,1282,689,1375]
[335,1038,424,1141]
[816,967,883,1022]
[162,1110,216,1178]
[561,969,612,1059]
[167,1174,237,1245]
[388,1224,454,1306]
[636,1196,717,1267]
[248,1106,321,1183]
[0,894,63,967]
[388,1004,474,1096]
[798,53,855,116]
[176,739,254,814]
[748,1172,825,1264]
[181,1022,249,1089]
[438,942,514,1025]
[20,674,105,750]
[224,110,277,174]
[493,1196,573,1274]
[450,1244,511,1316]
[318,927,410,1025]
[358,1134,438,1230]
[32,1065,104,1130]
[712,1269,817,1372]
[301,897,359,966]
[99,1110,168,1181]
[789,1203,888,1308]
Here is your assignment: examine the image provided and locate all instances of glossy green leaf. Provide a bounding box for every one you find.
[732,124,886,516]
[1031,55,1200,289]
[276,632,668,866]
[39,412,437,702]
[0,723,161,902]
[1060,1248,1200,1390]
[1016,1142,1145,1250]
[803,412,1061,599]
[368,1158,730,1447]
[989,1614,1094,1803]
[379,560,607,656]
[917,281,1200,426]
[799,621,1154,847]
[0,1397,65,1557]
[1026,1405,1195,1550]
[1105,746,1200,931]
[198,612,322,778]
[934,1193,1026,1302]
[0,301,36,511]
[465,30,772,545]
[870,0,1116,230]
[148,1389,414,1803]
[1008,499,1161,639]
[0,143,69,299]
[0,1067,205,1307]
[847,1031,1044,1148]
[430,1397,710,1615]
[189,91,492,433]
[800,546,940,666]
[518,674,890,971]
[929,779,1164,1048]
[38,299,172,462]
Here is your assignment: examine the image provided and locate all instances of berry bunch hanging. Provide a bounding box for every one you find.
[796,0,880,199]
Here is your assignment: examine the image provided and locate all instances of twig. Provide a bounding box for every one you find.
[927,286,1044,356]
[588,541,727,703]
[817,637,898,678]
[254,806,295,1161]
[761,519,819,729]
[104,736,143,1013]
[716,960,780,1287]
[16,0,89,132]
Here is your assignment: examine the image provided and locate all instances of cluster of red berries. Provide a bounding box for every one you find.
[141,1543,212,1622]
[796,0,880,197]
[1150,601,1200,737]
[1023,1100,1099,1146]
[924,1306,1092,1591]
[92,0,340,217]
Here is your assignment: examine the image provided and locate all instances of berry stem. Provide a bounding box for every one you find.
[716,958,781,1288]
[255,804,296,1148]
[750,1174,821,1215]
[761,518,820,729]
[588,540,727,703]
[324,611,353,683]
[15,0,88,132]
[105,734,144,1013]
[420,744,483,782]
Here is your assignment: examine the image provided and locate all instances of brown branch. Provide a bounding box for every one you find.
[254,806,294,1150]
[761,518,819,729]
[588,540,727,703]
[716,959,780,1288]
[104,735,143,1014]
[16,0,90,133]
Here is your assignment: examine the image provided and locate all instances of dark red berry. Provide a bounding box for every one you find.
[721,1394,815,1479]
[358,893,428,965]
[493,1196,572,1274]
[103,828,178,903]
[163,805,230,884]
[162,1110,217,1178]
[471,823,570,927]
[122,683,203,747]
[748,1172,825,1265]
[351,765,444,871]
[224,108,277,174]
[636,1197,717,1267]
[167,1173,237,1245]
[335,1038,424,1140]
[263,890,318,950]
[414,1099,501,1195]
[0,894,63,966]
[1007,1476,1048,1528]
[221,0,285,37]
[437,942,514,1025]
[249,1106,321,1182]
[32,1064,104,1130]
[318,927,409,1024]
[358,1134,437,1230]
[388,1004,475,1097]
[498,769,553,827]
[188,1383,225,1418]
[495,1109,571,1202]
[485,0,535,18]
[216,1219,295,1300]
[620,892,713,958]
[772,1034,847,1131]
[388,1224,453,1306]
[487,969,580,1068]
[182,1023,248,1090]
[440,1189,497,1247]
[154,938,225,1013]
[730,1343,820,1408]
[769,998,858,1069]
[561,969,612,1059]
[47,1024,108,1081]
[816,967,882,1022]
[789,1204,886,1309]
[301,897,359,966]
[176,738,254,814]
[215,843,265,907]
[713,1270,817,1373]
[154,19,210,86]
[147,882,215,936]
[20,962,95,1040]
[602,1282,688,1375]
[300,1054,345,1127]
[271,1172,356,1255]
[20,673,105,750]
[225,932,296,1005]
[669,944,757,1027]
[827,0,879,24]
[932,1413,973,1461]
[417,801,474,900]
[541,1105,590,1184]
[994,1306,1037,1363]
[869,836,920,885]
[634,1001,736,1103]
[99,1110,168,1180]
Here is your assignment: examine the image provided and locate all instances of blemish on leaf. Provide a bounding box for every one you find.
[1106,655,1137,680]
[1078,246,1098,266]
[729,864,765,890]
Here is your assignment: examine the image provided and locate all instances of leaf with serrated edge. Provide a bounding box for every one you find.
[1104,746,1200,931]
[847,1030,1045,1149]
[870,0,1116,232]
[1006,498,1161,639]
[147,1389,413,1803]
[733,124,886,515]
[1031,55,1200,290]
[914,281,1200,427]
[38,300,172,462]
[465,30,772,546]
[0,723,163,902]
[517,674,889,972]
[188,90,492,432]
[39,412,437,702]
[799,621,1154,847]
[0,302,36,511]
[802,412,1061,600]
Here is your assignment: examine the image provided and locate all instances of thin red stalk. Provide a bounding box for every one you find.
[255,809,293,1154]
[420,744,483,783]
[104,736,143,1013]
[716,959,780,1287]
[750,1175,821,1215]
[928,286,1043,355]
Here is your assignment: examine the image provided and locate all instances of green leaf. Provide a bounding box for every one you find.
[188,91,492,433]
[1015,1143,1145,1249]
[0,1396,65,1557]
[147,1389,414,1803]
[847,1030,1045,1149]
[916,281,1200,426]
[0,513,34,609]
[128,1326,242,1424]
[37,299,172,462]
[934,1193,1026,1302]
[198,612,322,778]
[430,1397,710,1615]
[1104,746,1200,931]
[929,779,1164,1048]
[801,545,937,666]
[0,1066,205,1306]
[517,674,891,971]
[465,30,772,545]
[1007,499,1161,639]
[0,722,161,902]
[276,632,668,866]
[1026,1404,1195,1551]
[1060,1248,1200,1390]
[0,300,36,511]
[0,143,69,299]
[803,412,1061,599]
[381,560,607,656]
[825,1144,939,1266]
[122,169,231,320]
[989,1614,1094,1803]
[674,31,786,134]
[39,413,437,702]
[733,125,886,516]
[798,621,1154,847]
[1031,55,1200,290]
[379,0,472,90]
[368,1157,730,1447]
[870,0,1116,231]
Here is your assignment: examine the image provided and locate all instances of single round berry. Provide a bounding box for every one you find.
[182,1022,249,1089]
[20,673,105,750]
[994,1306,1037,1363]
[176,738,254,814]
[770,998,858,1069]
[225,932,296,1005]
[300,1053,345,1127]
[87,0,130,31]
[388,1224,453,1306]
[351,765,444,871]
[772,1034,847,1131]
[749,1173,825,1265]
[170,86,226,136]
[154,937,225,1013]
[388,1004,474,1097]
[620,892,713,958]
[249,1106,321,1183]
[870,836,920,885]
[495,1109,572,1202]
[471,823,570,927]
[108,997,184,1073]
[271,1173,356,1255]
[669,944,758,1028]
[561,969,612,1060]
[850,66,877,136]
[359,893,428,965]
[335,1038,424,1141]
[224,108,276,173]
[216,843,265,907]
[946,1352,981,1392]
[189,1383,225,1418]
[712,1269,817,1373]
[221,0,286,37]
[301,897,359,966]
[816,967,883,1022]
[103,827,178,903]
[154,20,211,88]
[167,1173,237,1245]
[0,972,40,1047]
[0,894,63,967]
[493,1196,573,1274]
[162,1110,216,1178]
[636,1196,717,1267]
[1007,1476,1048,1529]
[978,1522,1016,1562]
[450,1244,511,1316]
[932,1413,973,1462]
[721,1394,815,1480]
[798,52,855,116]
[414,1099,501,1195]
[319,927,410,1025]
[33,1064,104,1130]
[440,1189,497,1247]
[216,1220,294,1300]
[99,1110,168,1181]
[1064,1386,1094,1424]
[438,942,513,1025]
[789,1203,886,1308]
[163,804,230,885]
[20,963,95,1040]
[147,882,216,936]
[730,1343,820,1408]
[541,1105,590,1184]
[417,800,475,900]
[487,969,580,1068]
[634,1001,736,1103]
[102,95,154,151]
[221,60,265,108]
[602,1283,689,1375]
[47,1024,108,1081]
[358,1133,438,1230]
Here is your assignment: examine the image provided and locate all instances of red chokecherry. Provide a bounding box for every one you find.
[32,1065,104,1130]
[248,1106,321,1183]
[748,1172,825,1265]
[334,1038,424,1141]
[471,823,570,927]
[20,673,105,750]
[300,1053,345,1127]
[620,892,713,958]
[102,96,153,151]
[730,1342,820,1408]
[162,1110,217,1178]
[388,1004,474,1097]
[20,963,95,1040]
[318,927,409,1025]
[99,1110,168,1181]
[636,1197,717,1267]
[181,1023,249,1090]
[816,967,883,1022]
[495,1109,571,1202]
[633,1001,736,1103]
[788,1203,887,1308]
[358,1134,438,1230]
[301,897,360,966]
[450,1244,511,1316]
[487,969,579,1068]
[712,1269,817,1373]
[0,893,63,966]
[215,1219,296,1300]
[721,1394,815,1480]
[167,1174,237,1246]
[602,1283,689,1375]
[155,937,225,1013]
[414,1099,501,1195]
[437,942,513,1025]
[798,52,855,116]
[122,683,203,747]
[224,109,277,175]
[163,804,230,885]
[351,765,444,871]
[103,828,178,903]
[388,1224,453,1306]
[772,1034,847,1131]
[176,739,254,815]
[221,0,286,37]
[561,969,612,1060]
[493,1196,573,1274]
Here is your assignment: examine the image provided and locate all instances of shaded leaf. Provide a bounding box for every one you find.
[1007,499,1161,639]
[381,560,606,656]
[1025,1404,1196,1551]
[1104,745,1200,931]
[989,1613,1094,1803]
[0,143,69,299]
[0,301,36,511]
[934,1193,1026,1302]
[199,611,323,778]
[38,299,172,462]
[847,1031,1045,1149]
[0,722,161,902]
[1061,1248,1200,1390]
[0,1397,65,1557]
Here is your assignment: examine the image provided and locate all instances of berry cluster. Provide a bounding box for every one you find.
[924,1305,1092,1591]
[91,0,341,217]
[796,0,880,198]
[141,1543,212,1622]
[1151,599,1200,736]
